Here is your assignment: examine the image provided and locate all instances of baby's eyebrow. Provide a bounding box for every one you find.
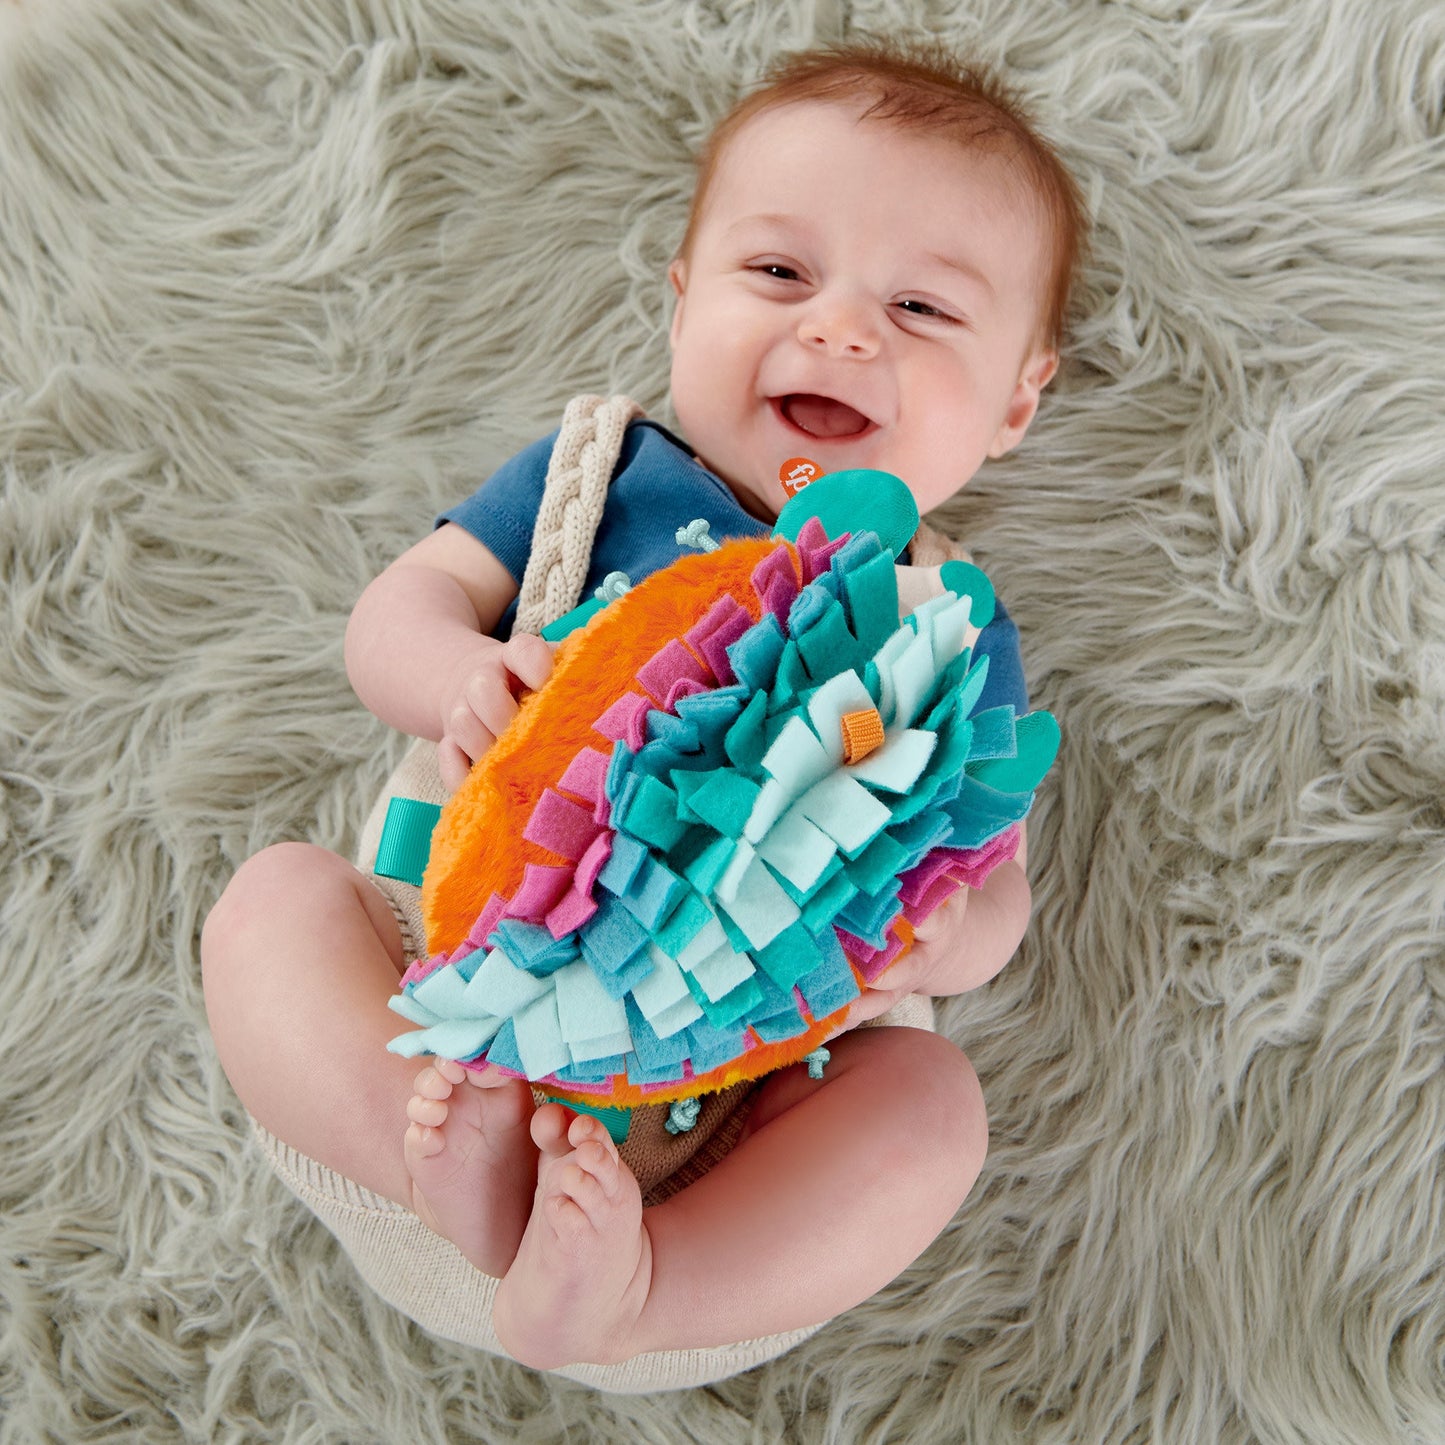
[920,249,995,298]
[722,212,805,241]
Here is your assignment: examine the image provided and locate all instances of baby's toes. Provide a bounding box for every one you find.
[407,1092,449,1129]
[405,1120,445,1159]
[413,1063,457,1101]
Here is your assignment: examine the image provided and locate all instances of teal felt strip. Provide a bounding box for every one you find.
[889,627,938,730]
[722,687,770,772]
[805,669,874,763]
[847,727,936,793]
[713,837,757,905]
[632,944,696,1023]
[675,913,728,970]
[755,808,839,892]
[742,776,790,846]
[727,613,785,692]
[684,968,765,1030]
[616,853,686,932]
[943,776,1031,850]
[760,714,835,798]
[800,868,858,933]
[463,947,551,1018]
[795,598,863,680]
[553,959,630,1048]
[373,797,442,888]
[842,550,900,652]
[513,992,571,1078]
[969,706,1019,762]
[844,830,913,897]
[683,834,737,896]
[387,991,440,1027]
[386,1014,503,1062]
[684,769,762,837]
[412,965,475,1019]
[714,854,801,950]
[796,772,894,857]
[685,939,757,1003]
[654,888,713,958]
[620,773,690,851]
[773,638,810,700]
[970,709,1060,793]
[754,920,824,991]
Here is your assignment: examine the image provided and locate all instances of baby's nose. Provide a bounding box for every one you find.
[797,290,880,359]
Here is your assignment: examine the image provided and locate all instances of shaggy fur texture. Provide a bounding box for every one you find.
[2,0,1442,1440]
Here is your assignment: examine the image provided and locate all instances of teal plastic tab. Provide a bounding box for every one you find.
[374,797,443,887]
[548,1096,632,1145]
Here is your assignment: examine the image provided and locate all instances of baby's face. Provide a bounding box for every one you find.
[669,100,1058,523]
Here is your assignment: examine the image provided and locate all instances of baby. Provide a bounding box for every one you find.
[202,41,1085,1371]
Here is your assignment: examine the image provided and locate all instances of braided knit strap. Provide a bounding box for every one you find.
[514,393,643,634]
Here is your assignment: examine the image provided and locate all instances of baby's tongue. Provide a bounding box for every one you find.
[783,394,870,438]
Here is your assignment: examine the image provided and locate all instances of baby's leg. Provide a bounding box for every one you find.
[492,1024,986,1368]
[201,841,536,1275]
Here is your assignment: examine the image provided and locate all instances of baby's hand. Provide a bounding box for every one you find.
[437,633,555,792]
[830,888,972,1035]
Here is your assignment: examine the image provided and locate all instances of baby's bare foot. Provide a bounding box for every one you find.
[403,1057,537,1277]
[492,1105,652,1369]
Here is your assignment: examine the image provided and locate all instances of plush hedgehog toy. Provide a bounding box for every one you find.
[384,467,1057,1129]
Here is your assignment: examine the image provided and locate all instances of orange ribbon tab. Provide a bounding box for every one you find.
[779,456,823,498]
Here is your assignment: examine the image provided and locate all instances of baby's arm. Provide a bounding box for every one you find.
[344,522,553,791]
[839,828,1031,1028]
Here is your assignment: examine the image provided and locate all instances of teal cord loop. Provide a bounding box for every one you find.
[675,518,720,553]
[594,570,632,603]
[803,1046,831,1080]
[665,1097,702,1135]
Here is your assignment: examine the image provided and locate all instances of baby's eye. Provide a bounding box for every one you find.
[895,299,959,322]
[749,262,803,282]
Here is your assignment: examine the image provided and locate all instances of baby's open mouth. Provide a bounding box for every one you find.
[776,394,874,439]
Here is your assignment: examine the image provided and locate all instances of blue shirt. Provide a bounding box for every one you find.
[438,419,1029,714]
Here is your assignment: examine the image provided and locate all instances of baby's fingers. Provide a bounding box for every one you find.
[501,632,554,693]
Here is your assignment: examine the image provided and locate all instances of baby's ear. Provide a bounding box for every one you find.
[667,259,687,348]
[987,347,1058,459]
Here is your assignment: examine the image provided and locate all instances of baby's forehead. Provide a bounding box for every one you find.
[706,98,1041,219]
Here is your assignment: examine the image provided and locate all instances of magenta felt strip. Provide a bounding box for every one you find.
[557,746,612,806]
[856,927,909,983]
[686,596,750,680]
[939,826,1021,888]
[523,788,603,862]
[636,639,713,705]
[400,951,449,988]
[545,884,599,939]
[593,692,651,750]
[508,862,573,921]
[466,892,507,950]
[574,830,614,895]
[750,547,798,620]
[902,874,962,923]
[794,516,849,582]
[896,851,957,907]
[664,676,708,711]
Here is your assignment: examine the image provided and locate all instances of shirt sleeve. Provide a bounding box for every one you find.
[434,428,560,585]
[970,595,1031,716]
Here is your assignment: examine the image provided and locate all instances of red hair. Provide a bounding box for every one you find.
[676,41,1089,350]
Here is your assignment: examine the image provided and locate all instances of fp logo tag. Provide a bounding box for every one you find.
[779,457,822,498]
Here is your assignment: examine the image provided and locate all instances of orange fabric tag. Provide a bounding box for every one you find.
[840,706,886,764]
[779,456,822,497]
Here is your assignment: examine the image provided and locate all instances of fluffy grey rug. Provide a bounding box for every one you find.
[2,0,1442,1439]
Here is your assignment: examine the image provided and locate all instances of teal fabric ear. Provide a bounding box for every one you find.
[773,469,919,556]
[940,560,996,628]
